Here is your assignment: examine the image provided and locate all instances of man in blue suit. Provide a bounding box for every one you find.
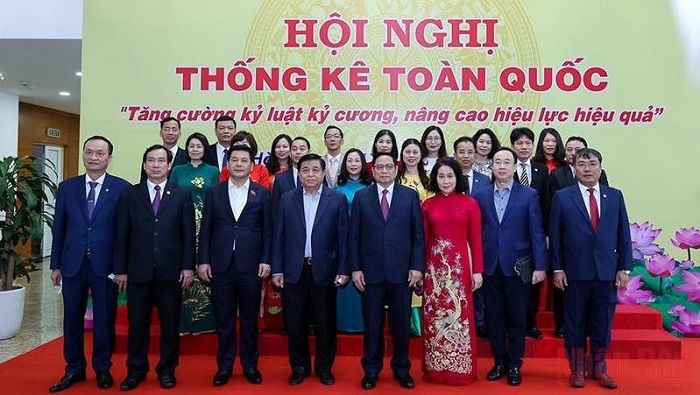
[454,136,491,337]
[349,152,424,390]
[271,136,310,217]
[49,136,131,392]
[550,148,632,389]
[472,147,547,386]
[272,153,349,386]
[198,145,272,387]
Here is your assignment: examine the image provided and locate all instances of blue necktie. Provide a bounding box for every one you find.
[87,181,98,219]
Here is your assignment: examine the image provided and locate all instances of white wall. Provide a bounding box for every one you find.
[0,91,18,158]
[0,0,83,39]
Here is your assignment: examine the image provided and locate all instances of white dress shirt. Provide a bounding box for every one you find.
[85,173,107,202]
[228,178,250,250]
[578,182,601,218]
[377,182,395,207]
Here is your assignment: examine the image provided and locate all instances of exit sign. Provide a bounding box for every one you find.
[47,127,61,138]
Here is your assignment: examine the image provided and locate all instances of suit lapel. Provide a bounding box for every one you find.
[136,183,155,216]
[312,188,331,229]
[500,182,517,223]
[89,175,112,221]
[367,184,385,223]
[221,182,236,221]
[157,182,177,213]
[238,182,260,222]
[570,187,593,230]
[293,189,306,229]
[387,186,403,222]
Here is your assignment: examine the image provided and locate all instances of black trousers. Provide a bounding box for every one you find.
[282,264,337,374]
[483,266,530,369]
[126,280,181,376]
[210,256,262,373]
[360,282,412,375]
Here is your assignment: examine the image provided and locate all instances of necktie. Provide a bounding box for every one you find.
[221,149,228,170]
[381,189,389,220]
[296,173,302,190]
[465,174,471,195]
[519,163,529,186]
[588,188,599,232]
[152,185,162,214]
[87,181,98,219]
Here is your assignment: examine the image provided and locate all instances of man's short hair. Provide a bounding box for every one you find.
[214,115,236,129]
[159,116,181,130]
[228,145,254,162]
[83,135,114,155]
[142,144,172,164]
[297,153,326,171]
[509,127,535,144]
[573,147,602,164]
[324,125,343,139]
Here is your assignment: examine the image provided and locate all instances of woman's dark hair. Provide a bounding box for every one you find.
[472,128,501,159]
[184,132,211,162]
[397,138,429,190]
[266,133,292,175]
[427,158,466,194]
[533,127,566,166]
[337,148,372,186]
[371,129,398,161]
[420,125,447,159]
[231,130,258,156]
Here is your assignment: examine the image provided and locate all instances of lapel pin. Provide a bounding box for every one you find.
[105,188,109,192]
[603,194,607,198]
[166,191,171,195]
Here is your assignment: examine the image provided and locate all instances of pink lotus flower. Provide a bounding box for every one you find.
[675,270,700,302]
[630,222,663,260]
[617,275,655,305]
[668,305,700,335]
[671,227,700,250]
[645,254,679,277]
[679,260,695,270]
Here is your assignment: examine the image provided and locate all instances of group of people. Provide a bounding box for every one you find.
[48,116,632,393]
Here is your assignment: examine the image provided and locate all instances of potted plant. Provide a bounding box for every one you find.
[0,155,57,339]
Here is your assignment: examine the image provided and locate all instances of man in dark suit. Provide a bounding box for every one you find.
[49,136,131,392]
[271,136,311,216]
[549,136,609,338]
[510,127,550,340]
[453,136,490,337]
[349,152,424,390]
[204,116,236,170]
[272,153,349,386]
[139,117,188,182]
[472,147,547,386]
[550,148,632,389]
[113,145,195,391]
[197,145,272,387]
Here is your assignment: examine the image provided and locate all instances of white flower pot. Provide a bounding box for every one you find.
[0,285,26,339]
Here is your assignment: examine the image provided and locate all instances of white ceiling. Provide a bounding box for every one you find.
[0,39,82,114]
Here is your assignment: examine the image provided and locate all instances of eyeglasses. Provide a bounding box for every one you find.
[374,164,396,172]
[426,137,442,142]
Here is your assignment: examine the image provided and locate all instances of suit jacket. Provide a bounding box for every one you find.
[50,174,131,278]
[520,160,551,234]
[549,184,632,282]
[198,180,272,274]
[272,187,348,285]
[473,181,548,277]
[204,143,225,169]
[113,181,196,283]
[272,168,298,220]
[466,170,491,196]
[348,184,425,284]
[550,165,609,192]
[139,147,188,182]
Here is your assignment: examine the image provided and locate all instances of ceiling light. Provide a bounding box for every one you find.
[59,91,71,96]
[75,71,82,77]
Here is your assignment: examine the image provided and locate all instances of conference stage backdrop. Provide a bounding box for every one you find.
[81,0,700,249]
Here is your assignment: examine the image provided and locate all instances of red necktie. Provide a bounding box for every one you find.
[587,188,599,232]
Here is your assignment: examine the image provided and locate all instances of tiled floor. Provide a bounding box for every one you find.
[0,259,64,363]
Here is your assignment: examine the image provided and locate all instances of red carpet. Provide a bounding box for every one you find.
[1,333,698,395]
[115,304,682,359]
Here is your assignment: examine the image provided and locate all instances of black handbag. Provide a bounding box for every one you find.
[514,254,534,285]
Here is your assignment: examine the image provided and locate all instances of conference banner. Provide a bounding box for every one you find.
[81,0,700,247]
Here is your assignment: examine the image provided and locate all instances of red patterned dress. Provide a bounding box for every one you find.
[421,192,484,385]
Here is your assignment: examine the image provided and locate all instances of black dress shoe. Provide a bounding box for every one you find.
[49,371,87,392]
[289,367,307,385]
[476,326,488,338]
[158,373,177,389]
[212,371,231,387]
[361,373,378,390]
[554,326,565,338]
[119,375,144,391]
[486,365,506,381]
[527,326,544,340]
[507,367,522,386]
[244,367,263,384]
[317,371,335,385]
[96,370,114,389]
[394,373,415,389]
